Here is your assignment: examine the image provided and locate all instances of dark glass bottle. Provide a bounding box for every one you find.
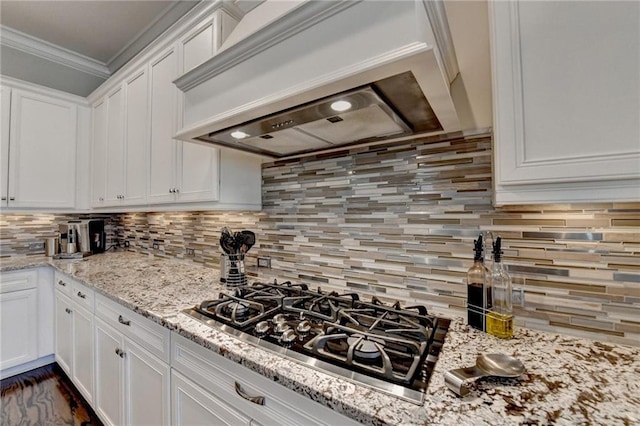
[467,235,490,331]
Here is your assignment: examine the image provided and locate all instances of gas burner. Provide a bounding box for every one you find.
[283,290,359,322]
[186,280,450,405]
[347,336,383,360]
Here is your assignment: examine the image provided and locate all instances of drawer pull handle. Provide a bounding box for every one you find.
[58,280,66,287]
[65,308,72,314]
[118,315,131,326]
[234,381,264,405]
[76,291,86,299]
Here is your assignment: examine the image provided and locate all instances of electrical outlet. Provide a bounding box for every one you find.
[257,257,271,268]
[512,287,525,306]
[186,248,195,256]
[153,242,159,250]
[124,240,130,248]
[29,242,45,250]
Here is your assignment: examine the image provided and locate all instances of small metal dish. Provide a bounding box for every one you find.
[444,353,525,397]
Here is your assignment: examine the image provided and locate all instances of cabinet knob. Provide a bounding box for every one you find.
[175,188,179,193]
[99,197,104,201]
[76,291,86,299]
[234,381,265,405]
[58,280,66,287]
[169,188,174,193]
[115,348,125,358]
[65,308,72,314]
[118,315,131,326]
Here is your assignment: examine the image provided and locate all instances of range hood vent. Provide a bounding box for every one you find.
[175,0,461,159]
[196,72,441,158]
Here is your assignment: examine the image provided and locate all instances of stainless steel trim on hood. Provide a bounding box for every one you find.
[175,0,461,158]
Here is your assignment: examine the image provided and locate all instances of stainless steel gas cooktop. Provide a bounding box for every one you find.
[183,281,450,405]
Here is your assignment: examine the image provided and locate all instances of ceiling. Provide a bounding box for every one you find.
[0,1,205,96]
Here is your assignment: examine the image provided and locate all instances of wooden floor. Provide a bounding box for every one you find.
[0,363,103,426]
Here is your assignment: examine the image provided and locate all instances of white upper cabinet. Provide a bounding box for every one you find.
[91,99,108,206]
[123,68,149,205]
[89,2,262,211]
[105,86,125,206]
[149,47,179,204]
[0,86,10,206]
[4,87,79,208]
[490,1,640,205]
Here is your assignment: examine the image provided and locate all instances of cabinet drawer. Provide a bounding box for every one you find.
[70,280,94,311]
[95,294,170,363]
[54,271,94,311]
[171,333,359,426]
[54,271,73,297]
[1,269,38,293]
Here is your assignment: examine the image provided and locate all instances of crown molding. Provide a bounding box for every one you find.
[106,0,200,73]
[0,25,111,79]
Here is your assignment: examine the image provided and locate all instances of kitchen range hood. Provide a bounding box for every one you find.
[174,0,461,158]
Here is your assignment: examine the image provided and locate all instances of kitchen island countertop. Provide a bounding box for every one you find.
[2,252,639,425]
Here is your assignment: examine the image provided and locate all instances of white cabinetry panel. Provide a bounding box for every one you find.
[172,370,251,426]
[0,281,37,370]
[125,339,170,426]
[54,292,73,375]
[149,47,179,204]
[105,86,125,205]
[0,86,10,207]
[7,89,77,208]
[123,68,149,205]
[95,318,125,426]
[91,99,108,206]
[491,1,640,204]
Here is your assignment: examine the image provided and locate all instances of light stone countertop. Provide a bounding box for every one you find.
[2,252,639,425]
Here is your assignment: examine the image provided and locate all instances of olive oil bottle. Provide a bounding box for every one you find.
[467,235,491,331]
[486,237,514,338]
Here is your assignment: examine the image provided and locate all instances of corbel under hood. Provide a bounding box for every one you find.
[174,0,461,159]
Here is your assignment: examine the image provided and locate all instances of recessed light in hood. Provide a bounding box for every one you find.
[195,71,441,158]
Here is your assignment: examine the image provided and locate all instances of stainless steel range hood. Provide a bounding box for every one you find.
[174,0,461,158]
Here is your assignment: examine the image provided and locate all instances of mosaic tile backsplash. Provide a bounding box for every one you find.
[1,131,638,345]
[0,214,120,257]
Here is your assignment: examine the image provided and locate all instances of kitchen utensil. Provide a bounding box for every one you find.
[219,253,247,286]
[444,353,524,397]
[220,227,235,254]
[239,230,256,254]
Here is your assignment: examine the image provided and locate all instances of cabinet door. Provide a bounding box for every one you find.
[179,17,216,74]
[0,86,10,207]
[177,142,219,202]
[491,1,640,204]
[149,47,179,204]
[72,305,94,404]
[125,339,170,426]
[0,288,38,370]
[95,319,124,426]
[171,370,251,426]
[105,86,125,206]
[8,89,77,208]
[91,99,108,207]
[123,68,149,205]
[54,293,73,375]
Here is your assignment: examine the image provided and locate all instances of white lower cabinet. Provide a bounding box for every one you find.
[0,271,38,370]
[172,370,251,426]
[54,271,95,403]
[1,268,54,379]
[171,332,360,426]
[94,294,170,426]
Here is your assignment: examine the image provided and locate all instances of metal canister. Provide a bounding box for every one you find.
[44,237,59,257]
